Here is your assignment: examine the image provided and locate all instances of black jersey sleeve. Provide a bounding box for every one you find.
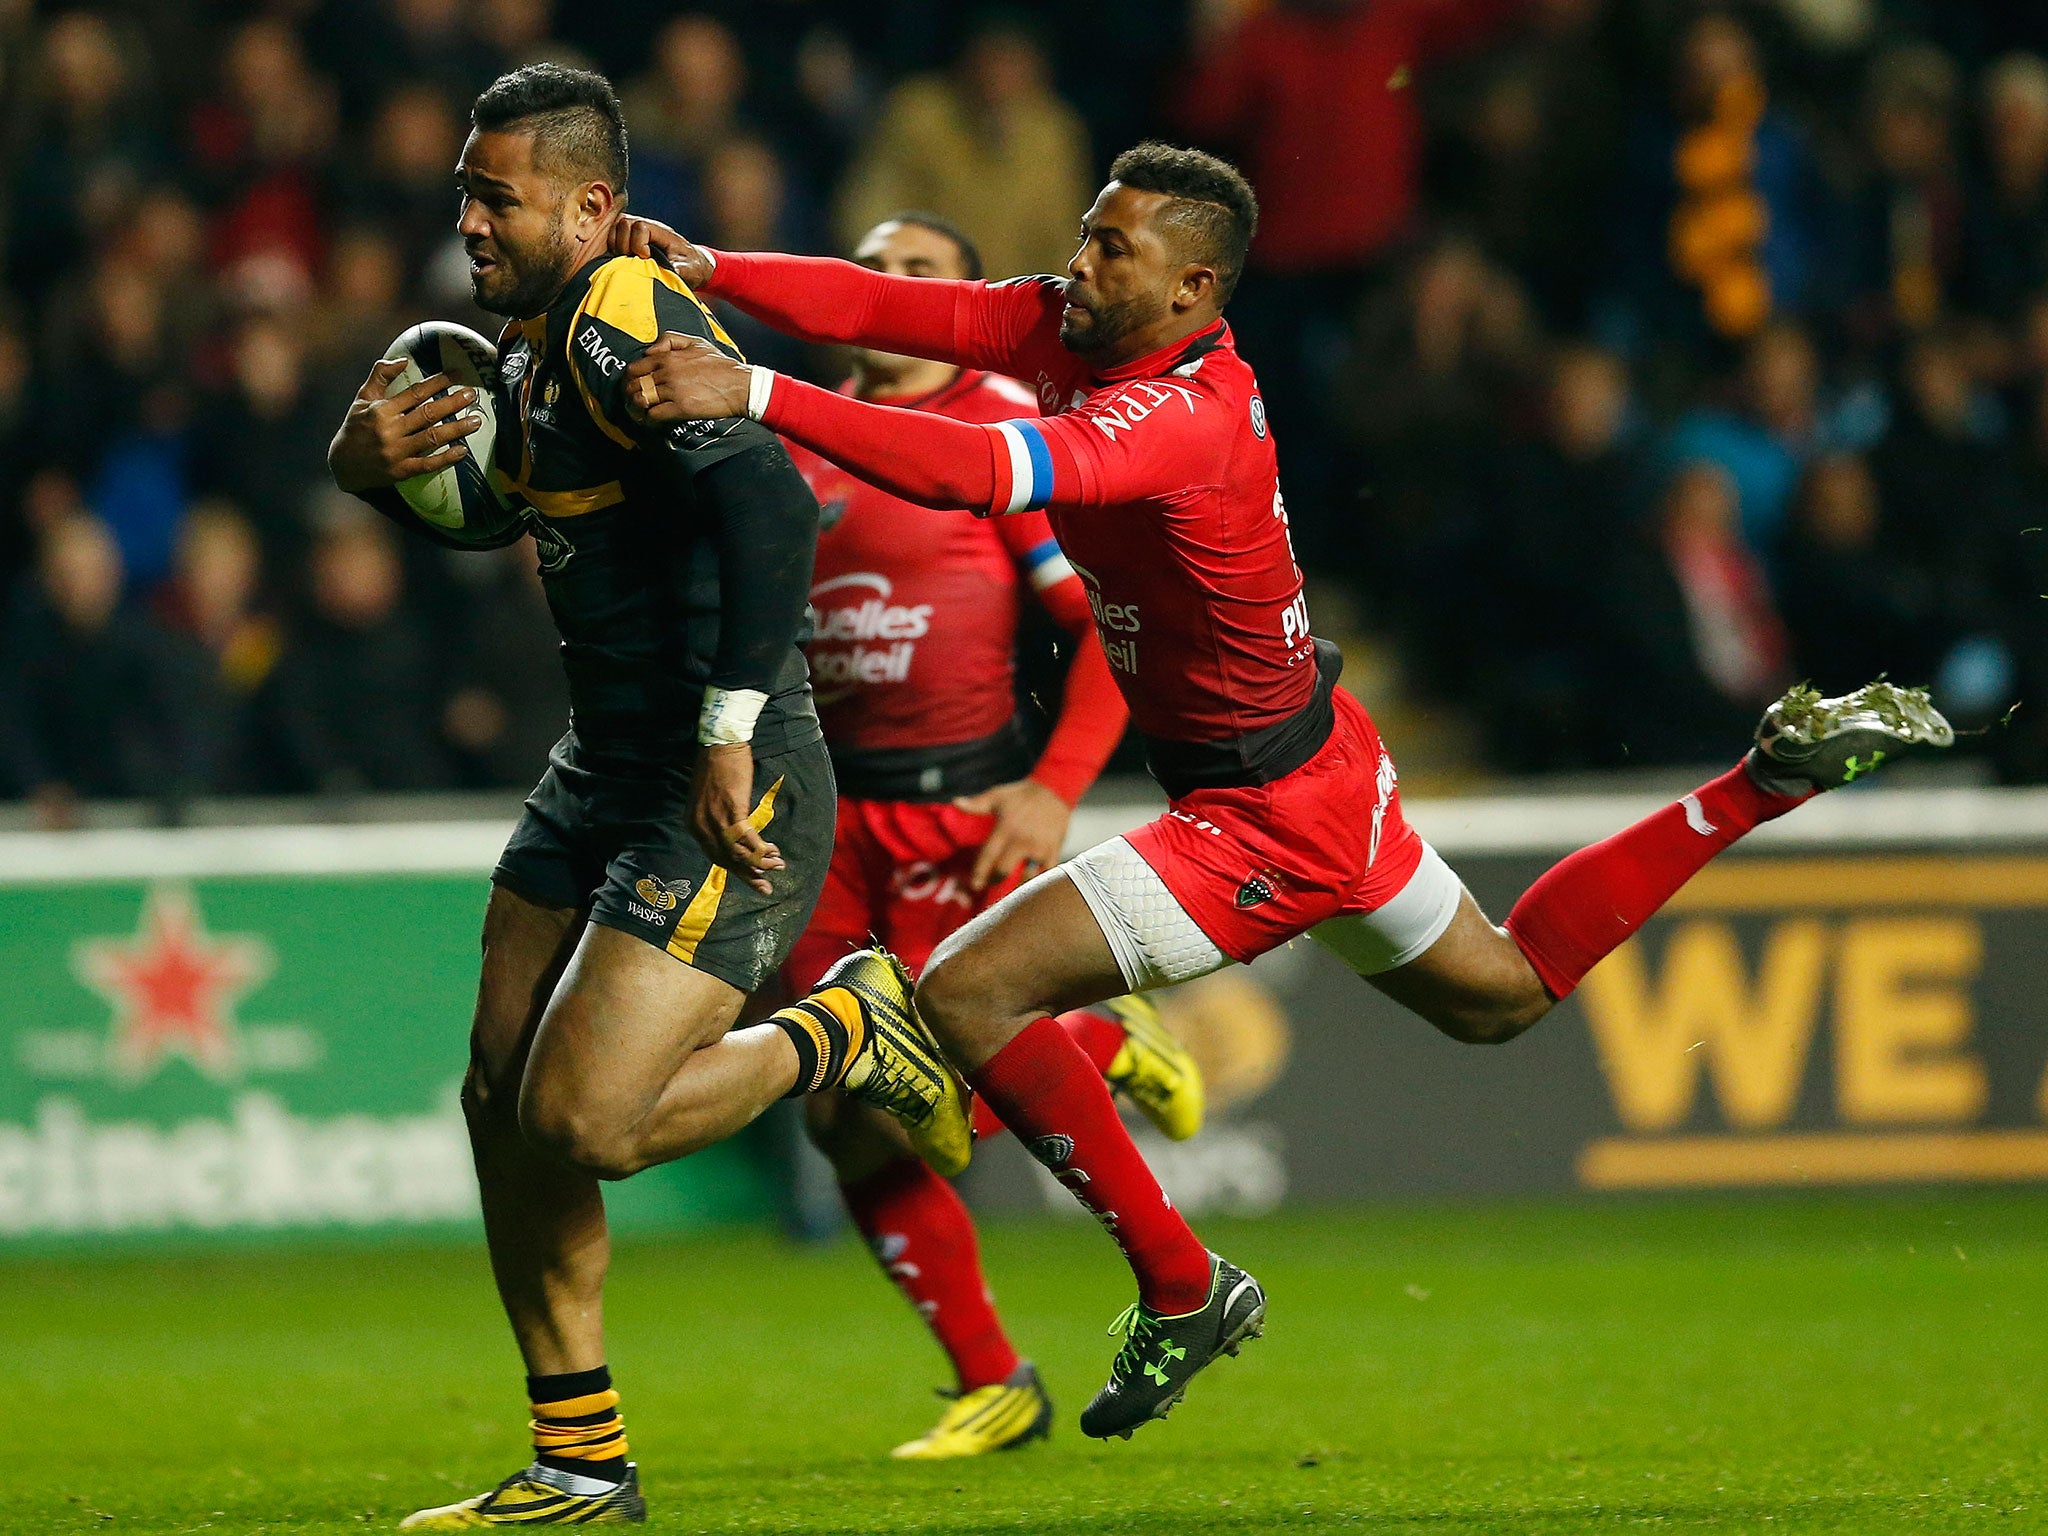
[692,439,820,700]
[569,257,820,705]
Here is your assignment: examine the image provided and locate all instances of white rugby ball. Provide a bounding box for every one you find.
[384,321,521,545]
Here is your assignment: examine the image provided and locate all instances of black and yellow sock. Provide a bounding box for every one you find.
[528,1365,628,1484]
[773,987,868,1096]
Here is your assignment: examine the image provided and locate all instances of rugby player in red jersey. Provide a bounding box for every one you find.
[613,142,1955,1441]
[781,211,1203,1458]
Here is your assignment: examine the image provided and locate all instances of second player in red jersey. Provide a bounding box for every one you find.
[769,213,1204,1461]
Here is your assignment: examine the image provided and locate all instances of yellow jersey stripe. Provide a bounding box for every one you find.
[502,477,625,518]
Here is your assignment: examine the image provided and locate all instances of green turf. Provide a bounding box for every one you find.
[8,1195,2046,1534]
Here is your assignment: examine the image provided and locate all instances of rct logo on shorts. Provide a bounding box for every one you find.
[1235,873,1276,909]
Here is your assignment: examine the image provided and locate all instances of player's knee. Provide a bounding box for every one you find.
[1433,989,1552,1045]
[518,1081,647,1180]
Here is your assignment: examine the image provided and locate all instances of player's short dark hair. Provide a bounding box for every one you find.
[876,210,984,280]
[473,63,629,194]
[1107,142,1259,303]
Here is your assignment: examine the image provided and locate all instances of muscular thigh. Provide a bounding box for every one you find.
[522,921,750,1129]
[917,865,1128,1071]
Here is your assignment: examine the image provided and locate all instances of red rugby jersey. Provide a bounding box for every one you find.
[705,254,1319,757]
[787,367,1126,805]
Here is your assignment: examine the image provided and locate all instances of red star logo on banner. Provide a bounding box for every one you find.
[73,886,273,1082]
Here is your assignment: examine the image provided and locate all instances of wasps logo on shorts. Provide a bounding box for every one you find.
[634,875,684,911]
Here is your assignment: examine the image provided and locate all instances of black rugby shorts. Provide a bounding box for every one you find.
[494,730,834,995]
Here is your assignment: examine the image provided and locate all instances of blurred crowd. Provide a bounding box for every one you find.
[4,0,2048,824]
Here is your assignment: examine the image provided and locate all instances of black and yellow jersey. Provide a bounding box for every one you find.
[490,254,821,763]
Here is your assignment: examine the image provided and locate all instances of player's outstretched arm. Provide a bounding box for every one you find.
[626,336,1012,512]
[612,214,1053,376]
[626,336,1203,520]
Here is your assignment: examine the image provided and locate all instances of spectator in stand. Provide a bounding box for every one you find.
[442,541,571,788]
[1847,44,1966,346]
[193,315,340,594]
[697,136,826,376]
[1339,234,1539,689]
[0,513,195,823]
[1869,327,2018,636]
[1777,452,1944,697]
[119,185,215,362]
[1663,320,1866,559]
[1479,342,1652,770]
[308,225,415,385]
[835,16,1090,280]
[1178,0,1523,544]
[1964,53,2048,329]
[272,506,451,794]
[1657,459,1791,714]
[188,17,335,309]
[474,0,591,74]
[1424,0,1625,331]
[339,82,465,285]
[773,23,876,202]
[619,14,753,232]
[7,12,162,305]
[155,501,291,794]
[34,256,195,592]
[1606,9,1829,366]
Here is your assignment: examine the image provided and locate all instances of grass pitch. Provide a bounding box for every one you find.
[9,1195,2046,1534]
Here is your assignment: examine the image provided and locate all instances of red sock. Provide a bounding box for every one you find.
[970,1005,1126,1140]
[842,1159,1020,1392]
[967,1016,1211,1314]
[1506,760,1806,998]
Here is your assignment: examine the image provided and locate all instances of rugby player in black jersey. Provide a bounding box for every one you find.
[326,65,971,1528]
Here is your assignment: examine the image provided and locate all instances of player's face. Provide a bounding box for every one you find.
[849,220,972,375]
[1060,183,1176,361]
[455,129,578,317]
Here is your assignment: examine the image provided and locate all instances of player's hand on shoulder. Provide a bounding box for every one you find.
[690,743,784,896]
[327,357,481,493]
[611,215,714,287]
[624,334,752,425]
[956,777,1072,892]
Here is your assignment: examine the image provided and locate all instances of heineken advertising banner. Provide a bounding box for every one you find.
[0,829,780,1248]
[6,787,2048,1250]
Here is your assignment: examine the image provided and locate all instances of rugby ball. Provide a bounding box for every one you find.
[383,321,524,547]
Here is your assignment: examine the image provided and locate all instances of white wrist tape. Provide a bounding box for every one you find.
[699,686,769,746]
[745,365,777,422]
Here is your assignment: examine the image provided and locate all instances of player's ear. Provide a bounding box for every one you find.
[574,178,616,232]
[1177,262,1217,313]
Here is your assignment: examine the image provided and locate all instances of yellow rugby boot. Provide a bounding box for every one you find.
[1102,994,1205,1142]
[892,1363,1054,1460]
[825,948,975,1177]
[398,1462,645,1527]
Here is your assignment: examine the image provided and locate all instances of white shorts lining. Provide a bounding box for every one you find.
[1062,837,1231,993]
[1309,841,1465,976]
